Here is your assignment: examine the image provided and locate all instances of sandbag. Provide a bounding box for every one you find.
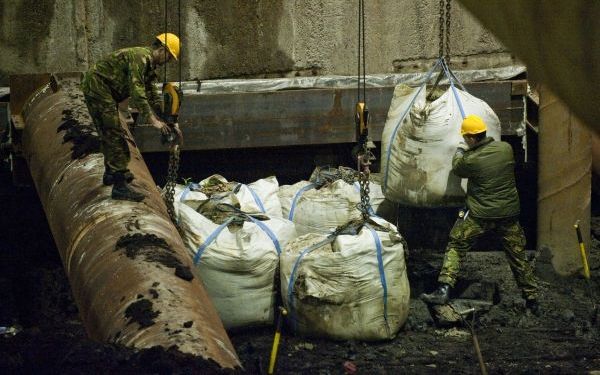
[235,176,283,217]
[279,166,385,235]
[309,166,385,214]
[176,202,297,329]
[380,84,501,207]
[279,180,362,235]
[280,217,410,340]
[176,174,282,216]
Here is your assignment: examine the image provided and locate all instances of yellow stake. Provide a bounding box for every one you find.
[268,307,288,375]
[574,220,590,279]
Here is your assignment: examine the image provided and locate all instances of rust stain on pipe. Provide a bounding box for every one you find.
[17,74,240,368]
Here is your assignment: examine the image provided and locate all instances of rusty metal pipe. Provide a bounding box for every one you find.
[17,74,240,368]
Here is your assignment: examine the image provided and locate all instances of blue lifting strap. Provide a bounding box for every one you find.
[235,183,267,214]
[179,182,199,202]
[288,183,316,220]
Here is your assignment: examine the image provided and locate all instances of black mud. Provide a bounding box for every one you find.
[116,233,194,282]
[125,299,160,328]
[56,82,101,160]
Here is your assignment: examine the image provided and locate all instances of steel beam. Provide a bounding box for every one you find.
[134,80,525,153]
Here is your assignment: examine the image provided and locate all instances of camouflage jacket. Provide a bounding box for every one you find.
[82,47,161,122]
[452,137,521,219]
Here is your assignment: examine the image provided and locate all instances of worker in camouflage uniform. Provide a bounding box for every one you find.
[81,33,182,202]
[421,115,540,315]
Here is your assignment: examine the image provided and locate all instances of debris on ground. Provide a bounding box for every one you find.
[1,182,599,373]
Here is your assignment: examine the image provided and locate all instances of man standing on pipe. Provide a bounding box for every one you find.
[421,115,540,315]
[81,33,182,202]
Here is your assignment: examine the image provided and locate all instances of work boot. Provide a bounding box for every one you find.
[103,170,134,186]
[111,173,144,202]
[420,284,450,305]
[525,298,541,317]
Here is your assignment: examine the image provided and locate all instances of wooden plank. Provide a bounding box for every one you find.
[133,81,525,152]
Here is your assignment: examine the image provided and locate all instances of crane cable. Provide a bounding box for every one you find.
[355,0,374,221]
[162,0,182,230]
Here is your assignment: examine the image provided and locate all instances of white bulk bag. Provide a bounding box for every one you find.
[381,84,501,207]
[176,202,297,328]
[280,217,410,340]
[279,180,362,235]
[174,184,209,210]
[176,175,283,217]
[234,176,283,217]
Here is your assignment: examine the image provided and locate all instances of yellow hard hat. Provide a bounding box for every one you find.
[461,115,487,135]
[156,33,180,60]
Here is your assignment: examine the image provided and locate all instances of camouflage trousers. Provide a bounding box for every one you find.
[438,215,539,300]
[81,73,130,175]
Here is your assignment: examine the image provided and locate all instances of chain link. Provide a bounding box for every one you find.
[357,142,374,221]
[438,0,452,60]
[438,0,445,58]
[445,0,452,61]
[164,145,180,230]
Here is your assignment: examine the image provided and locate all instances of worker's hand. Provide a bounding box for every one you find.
[151,116,168,132]
[457,141,469,152]
[171,123,183,146]
[159,124,172,137]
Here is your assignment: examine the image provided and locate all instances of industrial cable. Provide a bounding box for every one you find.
[164,0,168,84]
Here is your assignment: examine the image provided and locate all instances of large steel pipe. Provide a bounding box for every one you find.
[17,74,240,368]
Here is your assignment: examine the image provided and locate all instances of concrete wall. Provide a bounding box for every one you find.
[0,0,513,85]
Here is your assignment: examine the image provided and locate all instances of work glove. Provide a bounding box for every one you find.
[159,123,183,147]
[456,141,469,154]
[171,123,183,146]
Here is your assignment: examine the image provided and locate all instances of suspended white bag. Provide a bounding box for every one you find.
[380,73,501,207]
[280,216,410,340]
[279,180,362,235]
[176,202,297,328]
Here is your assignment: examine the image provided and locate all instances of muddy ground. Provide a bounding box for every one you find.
[1,164,599,374]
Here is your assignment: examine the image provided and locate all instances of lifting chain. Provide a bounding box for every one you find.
[438,0,452,61]
[164,145,181,230]
[445,0,452,60]
[357,142,375,220]
[355,0,374,221]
